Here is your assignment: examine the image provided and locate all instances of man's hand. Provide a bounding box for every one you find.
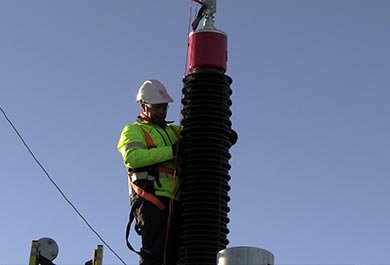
[172,141,179,156]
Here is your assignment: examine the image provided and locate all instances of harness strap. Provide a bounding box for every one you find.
[126,210,140,255]
[170,126,180,141]
[126,179,166,254]
[130,181,165,211]
[157,165,175,175]
[138,126,156,148]
[138,124,180,149]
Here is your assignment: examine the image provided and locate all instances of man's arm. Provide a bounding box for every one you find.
[117,124,174,169]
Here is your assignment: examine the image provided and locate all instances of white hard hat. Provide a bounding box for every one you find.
[136,80,174,104]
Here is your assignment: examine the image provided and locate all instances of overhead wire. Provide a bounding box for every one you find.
[0,106,127,265]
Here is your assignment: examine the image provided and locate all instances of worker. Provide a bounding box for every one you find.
[117,79,181,265]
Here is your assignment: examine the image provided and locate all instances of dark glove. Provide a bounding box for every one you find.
[230,129,238,146]
[172,141,179,156]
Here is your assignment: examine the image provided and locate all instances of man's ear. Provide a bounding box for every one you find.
[140,103,147,113]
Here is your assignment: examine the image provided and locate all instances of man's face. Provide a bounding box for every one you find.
[142,103,169,125]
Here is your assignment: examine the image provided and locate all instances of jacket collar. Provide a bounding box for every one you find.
[137,113,173,128]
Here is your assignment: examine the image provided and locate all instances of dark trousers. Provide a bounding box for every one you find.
[133,196,181,265]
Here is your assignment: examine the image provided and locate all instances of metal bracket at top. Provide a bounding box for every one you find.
[202,0,216,30]
[192,0,217,31]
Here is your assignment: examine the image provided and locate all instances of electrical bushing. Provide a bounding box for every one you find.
[177,2,236,263]
[178,69,235,265]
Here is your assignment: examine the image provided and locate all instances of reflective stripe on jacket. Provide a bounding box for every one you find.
[117,120,181,200]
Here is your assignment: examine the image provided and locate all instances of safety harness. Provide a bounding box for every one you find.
[126,124,180,254]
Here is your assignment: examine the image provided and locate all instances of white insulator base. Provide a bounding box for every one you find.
[217,246,274,265]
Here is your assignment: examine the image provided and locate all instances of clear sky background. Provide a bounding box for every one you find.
[1,1,389,264]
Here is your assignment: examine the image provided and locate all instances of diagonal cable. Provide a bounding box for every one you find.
[0,106,127,265]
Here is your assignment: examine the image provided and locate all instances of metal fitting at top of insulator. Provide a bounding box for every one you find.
[191,0,216,31]
[202,0,216,30]
[188,0,228,73]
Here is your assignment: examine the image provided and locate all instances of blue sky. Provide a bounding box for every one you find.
[1,1,389,264]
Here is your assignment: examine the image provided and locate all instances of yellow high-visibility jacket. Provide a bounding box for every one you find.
[117,120,181,200]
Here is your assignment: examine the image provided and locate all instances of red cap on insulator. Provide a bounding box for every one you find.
[188,29,227,73]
